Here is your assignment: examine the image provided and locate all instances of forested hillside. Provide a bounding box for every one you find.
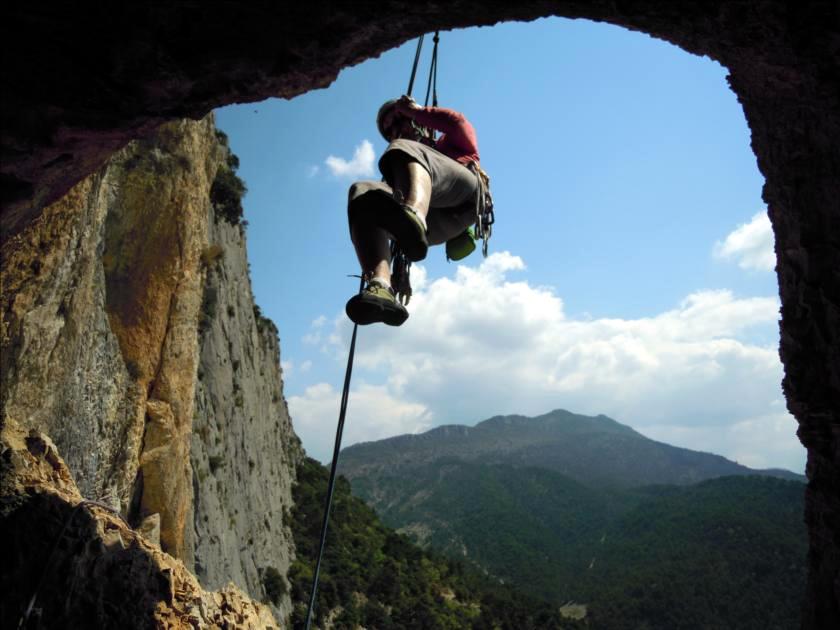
[583,476,807,629]
[339,411,806,629]
[287,457,587,629]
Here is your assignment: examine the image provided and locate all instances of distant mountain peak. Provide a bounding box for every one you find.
[340,408,803,487]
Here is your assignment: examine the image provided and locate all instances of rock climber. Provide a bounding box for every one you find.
[345,95,482,326]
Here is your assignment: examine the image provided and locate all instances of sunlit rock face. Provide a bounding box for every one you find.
[190,190,302,622]
[1,116,303,624]
[1,2,838,626]
[2,118,217,561]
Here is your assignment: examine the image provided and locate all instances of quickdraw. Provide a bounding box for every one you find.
[470,161,495,258]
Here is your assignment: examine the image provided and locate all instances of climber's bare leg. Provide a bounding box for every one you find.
[351,222,391,284]
[390,156,432,223]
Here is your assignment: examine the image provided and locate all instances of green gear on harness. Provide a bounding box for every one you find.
[446,227,477,261]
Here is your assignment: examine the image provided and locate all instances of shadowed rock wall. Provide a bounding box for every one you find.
[2,2,838,626]
[0,419,279,629]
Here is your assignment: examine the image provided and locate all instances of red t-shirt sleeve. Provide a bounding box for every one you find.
[411,106,479,161]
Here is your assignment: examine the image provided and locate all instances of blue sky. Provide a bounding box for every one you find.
[214,17,804,472]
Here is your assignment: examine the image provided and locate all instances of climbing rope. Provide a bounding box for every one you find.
[423,32,440,108]
[304,276,363,630]
[304,32,441,625]
[393,31,441,303]
[406,33,425,97]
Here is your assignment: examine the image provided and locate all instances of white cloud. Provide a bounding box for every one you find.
[302,315,329,345]
[291,251,803,472]
[714,211,775,271]
[641,406,801,471]
[288,382,433,462]
[325,140,376,178]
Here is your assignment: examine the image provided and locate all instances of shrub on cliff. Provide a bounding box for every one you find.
[261,566,288,606]
[211,130,247,225]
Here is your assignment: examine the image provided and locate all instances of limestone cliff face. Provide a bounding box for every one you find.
[1,116,302,625]
[1,117,217,561]
[190,196,302,621]
[103,118,220,561]
[1,171,143,512]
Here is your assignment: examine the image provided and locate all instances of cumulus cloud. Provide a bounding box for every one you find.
[641,404,800,470]
[346,254,782,427]
[291,252,802,472]
[288,382,433,462]
[325,140,376,178]
[302,315,329,345]
[714,211,775,271]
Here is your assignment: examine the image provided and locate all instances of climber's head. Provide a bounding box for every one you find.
[377,99,414,141]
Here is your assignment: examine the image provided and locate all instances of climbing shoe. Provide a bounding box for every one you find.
[345,283,408,326]
[380,203,429,262]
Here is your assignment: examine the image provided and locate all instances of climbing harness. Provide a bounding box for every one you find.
[446,164,494,262]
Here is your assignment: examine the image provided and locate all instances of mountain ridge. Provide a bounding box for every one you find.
[339,411,807,628]
[340,408,804,487]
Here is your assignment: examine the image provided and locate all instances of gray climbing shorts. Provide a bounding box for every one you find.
[348,139,478,246]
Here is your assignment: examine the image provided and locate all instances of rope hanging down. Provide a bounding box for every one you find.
[304,277,363,630]
[304,33,441,626]
[392,31,440,304]
[424,32,440,107]
[406,33,425,97]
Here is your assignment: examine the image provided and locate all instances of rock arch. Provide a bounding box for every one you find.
[2,2,837,626]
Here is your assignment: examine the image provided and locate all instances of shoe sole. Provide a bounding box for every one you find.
[346,294,408,326]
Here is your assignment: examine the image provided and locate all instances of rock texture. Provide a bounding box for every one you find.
[0,418,278,629]
[103,118,219,562]
[2,2,838,626]
[190,194,302,621]
[1,114,302,624]
[2,117,218,562]
[1,171,142,512]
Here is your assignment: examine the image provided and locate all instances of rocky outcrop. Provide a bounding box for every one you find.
[190,191,302,621]
[0,418,278,629]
